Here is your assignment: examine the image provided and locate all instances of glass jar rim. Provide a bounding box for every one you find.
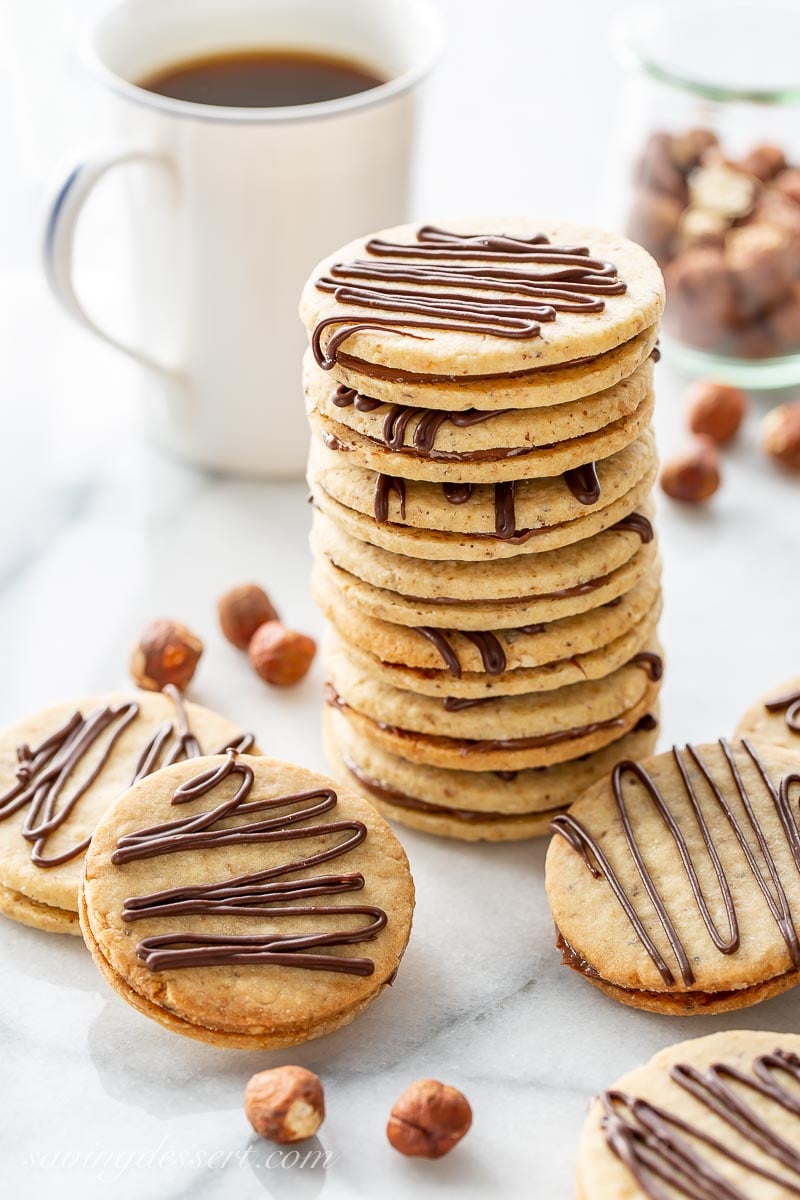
[614,0,800,105]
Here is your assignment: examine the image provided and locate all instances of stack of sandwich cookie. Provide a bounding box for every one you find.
[299,219,665,840]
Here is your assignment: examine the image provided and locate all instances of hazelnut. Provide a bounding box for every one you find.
[686,381,746,445]
[675,207,727,252]
[663,247,738,352]
[248,621,316,686]
[244,1067,324,1143]
[767,283,800,353]
[387,1079,472,1159]
[726,223,795,316]
[688,162,755,220]
[660,438,721,503]
[130,619,203,692]
[626,189,683,264]
[761,403,800,471]
[670,127,718,173]
[634,132,689,204]
[217,583,278,650]
[735,143,787,182]
[773,168,800,207]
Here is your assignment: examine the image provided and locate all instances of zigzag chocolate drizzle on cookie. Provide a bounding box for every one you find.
[0,687,251,869]
[312,225,626,369]
[601,1049,800,1199]
[551,739,800,987]
[112,751,387,976]
[766,687,800,734]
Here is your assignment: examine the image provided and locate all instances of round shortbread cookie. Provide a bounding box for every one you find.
[80,753,414,1049]
[734,675,800,761]
[324,705,659,842]
[299,219,664,381]
[545,739,800,1015]
[324,637,663,772]
[311,462,657,561]
[0,690,252,935]
[312,543,660,631]
[313,564,662,694]
[308,398,655,486]
[310,507,651,604]
[577,1031,800,1200]
[324,325,658,409]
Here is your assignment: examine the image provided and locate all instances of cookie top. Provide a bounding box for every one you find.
[546,739,800,1000]
[81,752,414,1047]
[0,689,251,919]
[577,1030,800,1200]
[299,220,664,379]
[735,675,800,759]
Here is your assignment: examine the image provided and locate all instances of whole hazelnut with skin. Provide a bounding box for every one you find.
[686,381,746,445]
[244,1067,324,1143]
[387,1079,472,1159]
[735,142,787,183]
[660,437,721,503]
[130,619,203,692]
[217,583,278,650]
[248,621,316,686]
[761,403,800,471]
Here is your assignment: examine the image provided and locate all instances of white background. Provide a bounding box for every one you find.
[0,1,798,1198]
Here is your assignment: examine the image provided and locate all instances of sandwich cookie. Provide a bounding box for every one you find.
[546,739,800,1014]
[324,705,660,842]
[0,688,252,935]
[313,564,662,697]
[324,635,663,772]
[299,220,664,387]
[80,752,414,1048]
[308,433,658,560]
[577,1030,800,1200]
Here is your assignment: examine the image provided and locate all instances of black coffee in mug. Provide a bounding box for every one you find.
[137,48,385,107]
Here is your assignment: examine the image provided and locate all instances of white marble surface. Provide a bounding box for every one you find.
[2,1,800,1198]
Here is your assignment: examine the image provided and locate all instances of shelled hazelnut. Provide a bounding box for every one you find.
[387,1080,472,1159]
[244,1067,325,1144]
[130,619,203,692]
[761,403,800,471]
[660,438,721,504]
[217,584,278,650]
[686,382,746,445]
[248,621,317,686]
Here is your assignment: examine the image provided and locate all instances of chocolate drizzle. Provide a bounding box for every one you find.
[312,225,626,369]
[332,384,380,412]
[631,651,663,682]
[442,482,474,505]
[601,1049,800,1199]
[415,628,507,678]
[611,512,654,543]
[333,385,507,453]
[0,687,246,869]
[112,751,386,975]
[564,462,601,505]
[373,474,406,523]
[494,481,517,537]
[765,687,800,735]
[551,739,800,988]
[442,696,495,712]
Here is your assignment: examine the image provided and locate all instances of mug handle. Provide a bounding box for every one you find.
[43,151,176,375]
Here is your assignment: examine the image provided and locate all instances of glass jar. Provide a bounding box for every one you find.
[614,0,800,387]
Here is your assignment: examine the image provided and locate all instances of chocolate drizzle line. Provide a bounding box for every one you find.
[373,474,406,523]
[611,512,654,543]
[601,1049,800,1199]
[415,628,507,678]
[765,687,800,735]
[564,462,601,505]
[442,482,473,505]
[0,686,250,869]
[112,751,386,975]
[551,739,800,988]
[494,481,516,537]
[312,225,626,369]
[631,652,663,682]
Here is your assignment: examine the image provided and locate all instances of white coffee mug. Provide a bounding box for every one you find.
[43,0,443,477]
